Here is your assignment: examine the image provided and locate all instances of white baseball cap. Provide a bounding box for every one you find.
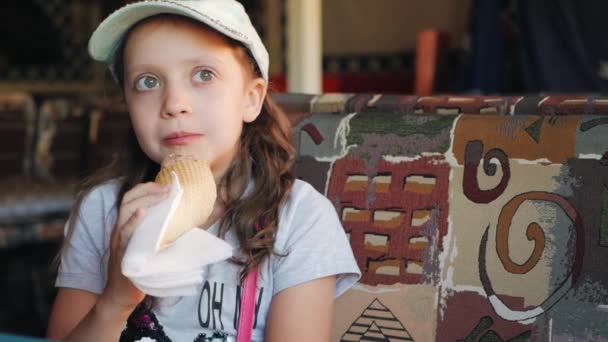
[88,0,269,82]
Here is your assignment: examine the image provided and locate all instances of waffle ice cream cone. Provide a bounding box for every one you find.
[155,154,217,246]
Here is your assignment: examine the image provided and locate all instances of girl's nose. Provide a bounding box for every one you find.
[161,82,192,118]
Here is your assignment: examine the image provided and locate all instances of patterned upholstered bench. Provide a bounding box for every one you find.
[276,93,608,341]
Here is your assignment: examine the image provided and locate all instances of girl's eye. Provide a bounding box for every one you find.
[194,69,214,83]
[135,75,160,90]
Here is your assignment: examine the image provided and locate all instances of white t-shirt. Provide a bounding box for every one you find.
[56,179,361,342]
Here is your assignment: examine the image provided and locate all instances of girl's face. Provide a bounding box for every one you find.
[122,18,265,181]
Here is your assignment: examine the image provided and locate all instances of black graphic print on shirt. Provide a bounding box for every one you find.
[119,280,264,342]
[193,332,229,342]
[120,303,171,342]
[197,280,264,331]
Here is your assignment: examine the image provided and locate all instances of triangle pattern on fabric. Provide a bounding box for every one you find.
[340,298,414,341]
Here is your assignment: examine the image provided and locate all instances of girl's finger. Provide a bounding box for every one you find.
[116,190,170,228]
[118,207,146,250]
[111,204,145,251]
[122,182,169,206]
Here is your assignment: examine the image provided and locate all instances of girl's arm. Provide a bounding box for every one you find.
[265,275,337,342]
[47,288,132,341]
[47,206,145,341]
[47,182,170,340]
[46,288,97,339]
[47,208,143,342]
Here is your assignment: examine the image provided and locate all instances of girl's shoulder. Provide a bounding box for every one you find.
[275,179,341,243]
[286,179,332,209]
[77,177,123,218]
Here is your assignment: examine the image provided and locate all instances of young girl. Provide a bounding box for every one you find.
[46,1,360,341]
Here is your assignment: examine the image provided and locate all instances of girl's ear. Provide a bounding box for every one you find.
[243,78,266,123]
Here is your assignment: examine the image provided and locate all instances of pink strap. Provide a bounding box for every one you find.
[236,267,258,342]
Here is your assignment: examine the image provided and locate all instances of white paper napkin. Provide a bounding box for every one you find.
[121,172,233,297]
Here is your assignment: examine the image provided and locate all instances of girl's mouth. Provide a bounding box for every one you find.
[163,132,203,146]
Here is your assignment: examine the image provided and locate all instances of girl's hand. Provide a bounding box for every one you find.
[98,182,170,313]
